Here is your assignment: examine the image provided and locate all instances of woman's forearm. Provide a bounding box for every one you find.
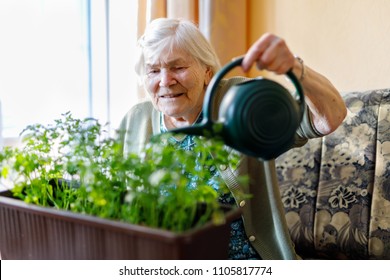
[292,60,347,135]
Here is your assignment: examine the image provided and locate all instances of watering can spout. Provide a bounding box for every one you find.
[169,122,214,138]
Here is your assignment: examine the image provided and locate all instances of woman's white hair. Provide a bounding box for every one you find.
[135,18,221,80]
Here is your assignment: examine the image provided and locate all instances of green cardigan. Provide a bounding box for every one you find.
[118,77,322,259]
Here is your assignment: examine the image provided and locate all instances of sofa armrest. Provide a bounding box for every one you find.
[276,88,390,259]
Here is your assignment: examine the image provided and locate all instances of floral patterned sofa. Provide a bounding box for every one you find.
[275,88,390,259]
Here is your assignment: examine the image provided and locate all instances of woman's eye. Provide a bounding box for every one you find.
[147,69,159,74]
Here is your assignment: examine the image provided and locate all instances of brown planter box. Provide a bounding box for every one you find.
[0,190,240,260]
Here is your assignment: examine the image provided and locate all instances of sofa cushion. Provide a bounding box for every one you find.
[276,88,390,259]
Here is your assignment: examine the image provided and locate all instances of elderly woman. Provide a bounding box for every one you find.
[118,18,346,259]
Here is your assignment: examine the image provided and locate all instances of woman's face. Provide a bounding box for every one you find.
[144,47,211,125]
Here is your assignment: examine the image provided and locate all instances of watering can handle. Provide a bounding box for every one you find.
[202,56,305,127]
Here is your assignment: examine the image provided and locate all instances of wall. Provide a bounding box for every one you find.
[250,0,390,92]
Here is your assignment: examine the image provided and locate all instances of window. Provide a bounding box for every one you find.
[0,0,138,146]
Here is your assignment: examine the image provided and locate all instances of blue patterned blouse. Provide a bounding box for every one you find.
[160,112,260,260]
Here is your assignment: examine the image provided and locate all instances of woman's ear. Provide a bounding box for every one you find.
[205,67,213,86]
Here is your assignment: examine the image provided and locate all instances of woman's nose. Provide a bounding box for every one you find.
[159,69,176,87]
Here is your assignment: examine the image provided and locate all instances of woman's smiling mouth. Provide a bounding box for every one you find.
[160,93,184,98]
